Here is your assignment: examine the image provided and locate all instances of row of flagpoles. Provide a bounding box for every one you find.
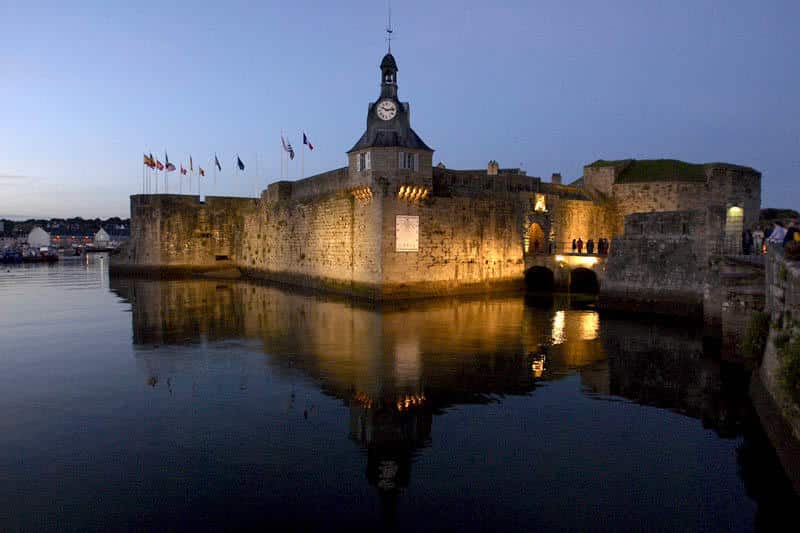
[141,132,315,196]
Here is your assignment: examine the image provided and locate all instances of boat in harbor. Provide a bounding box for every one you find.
[22,247,59,263]
[1,250,23,264]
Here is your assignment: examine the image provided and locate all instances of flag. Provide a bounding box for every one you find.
[149,153,155,167]
[143,153,154,167]
[156,159,164,171]
[199,167,205,177]
[164,151,175,172]
[189,155,193,173]
[214,154,222,171]
[180,164,187,175]
[303,132,314,151]
[282,136,295,160]
[237,156,245,171]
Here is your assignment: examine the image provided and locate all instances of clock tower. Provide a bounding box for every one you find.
[347,52,433,183]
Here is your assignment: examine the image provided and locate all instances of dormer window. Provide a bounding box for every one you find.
[358,151,371,171]
[399,151,418,171]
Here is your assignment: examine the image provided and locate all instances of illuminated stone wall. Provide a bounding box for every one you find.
[116,194,257,269]
[379,191,528,296]
[240,187,383,295]
[547,198,619,252]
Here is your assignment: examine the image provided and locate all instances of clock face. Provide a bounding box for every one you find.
[376,99,397,121]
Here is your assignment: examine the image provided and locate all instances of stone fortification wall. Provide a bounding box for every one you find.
[612,181,707,221]
[240,187,383,296]
[760,248,800,439]
[600,210,707,318]
[548,198,620,252]
[379,192,527,296]
[114,194,256,270]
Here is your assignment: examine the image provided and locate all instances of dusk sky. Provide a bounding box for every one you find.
[2,0,798,218]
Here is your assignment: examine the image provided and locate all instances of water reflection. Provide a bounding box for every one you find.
[107,278,797,528]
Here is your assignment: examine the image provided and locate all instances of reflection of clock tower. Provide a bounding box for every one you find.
[347,52,434,187]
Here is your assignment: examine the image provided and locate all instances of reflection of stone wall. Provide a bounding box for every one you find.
[597,318,746,436]
[110,278,613,407]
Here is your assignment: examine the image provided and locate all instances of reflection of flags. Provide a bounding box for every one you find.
[214,154,222,171]
[156,159,164,171]
[281,136,295,160]
[189,155,193,173]
[199,167,205,177]
[237,156,245,171]
[303,132,313,151]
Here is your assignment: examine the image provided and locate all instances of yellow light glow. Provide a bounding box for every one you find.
[534,193,546,212]
[577,311,599,341]
[552,310,566,345]
[555,255,565,262]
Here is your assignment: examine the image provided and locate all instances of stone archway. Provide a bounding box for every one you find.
[525,223,546,254]
[525,266,554,292]
[569,267,599,293]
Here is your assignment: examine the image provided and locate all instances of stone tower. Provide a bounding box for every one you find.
[347,52,434,188]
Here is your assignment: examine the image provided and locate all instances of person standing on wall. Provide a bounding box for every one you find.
[577,238,583,254]
[742,229,753,255]
[783,219,799,246]
[752,227,764,255]
[587,239,594,255]
[767,222,787,248]
[572,239,577,254]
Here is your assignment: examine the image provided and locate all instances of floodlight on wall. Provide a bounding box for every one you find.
[398,185,430,201]
[351,186,373,202]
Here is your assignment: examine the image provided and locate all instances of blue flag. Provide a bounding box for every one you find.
[214,154,222,171]
[237,156,245,171]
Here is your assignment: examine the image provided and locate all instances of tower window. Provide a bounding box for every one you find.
[358,151,371,171]
[399,151,418,171]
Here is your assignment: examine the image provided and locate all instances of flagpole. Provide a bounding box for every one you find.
[302,135,305,180]
[254,153,259,198]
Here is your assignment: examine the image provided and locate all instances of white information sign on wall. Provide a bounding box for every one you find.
[395,215,419,252]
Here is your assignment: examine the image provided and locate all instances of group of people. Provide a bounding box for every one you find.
[747,220,800,254]
[571,237,609,255]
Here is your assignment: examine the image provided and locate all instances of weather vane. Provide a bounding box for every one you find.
[385,0,393,53]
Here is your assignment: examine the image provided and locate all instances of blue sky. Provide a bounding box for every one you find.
[1,0,798,218]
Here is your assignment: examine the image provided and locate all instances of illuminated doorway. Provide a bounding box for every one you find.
[525,223,546,254]
[725,206,744,254]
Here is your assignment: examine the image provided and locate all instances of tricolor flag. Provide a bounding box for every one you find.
[237,156,245,171]
[164,151,176,172]
[303,132,313,151]
[281,136,295,160]
[156,159,164,171]
[214,154,222,171]
[199,167,205,177]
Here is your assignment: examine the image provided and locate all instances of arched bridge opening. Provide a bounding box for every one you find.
[525,266,554,292]
[569,267,599,294]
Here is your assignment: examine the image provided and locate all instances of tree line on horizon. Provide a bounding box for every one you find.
[0,217,131,237]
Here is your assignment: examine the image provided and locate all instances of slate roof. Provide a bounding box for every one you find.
[348,127,432,152]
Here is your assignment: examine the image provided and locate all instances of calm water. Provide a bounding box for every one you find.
[0,257,797,531]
